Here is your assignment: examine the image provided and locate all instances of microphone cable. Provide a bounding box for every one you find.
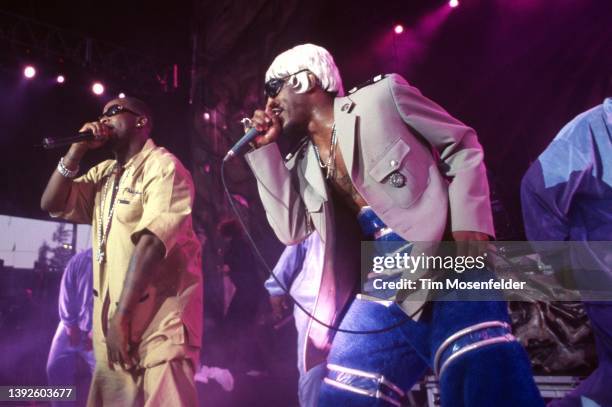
[220,158,422,335]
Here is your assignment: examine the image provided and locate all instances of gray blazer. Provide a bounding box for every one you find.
[246,74,494,370]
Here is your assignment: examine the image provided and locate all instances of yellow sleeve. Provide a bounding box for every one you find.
[50,163,108,224]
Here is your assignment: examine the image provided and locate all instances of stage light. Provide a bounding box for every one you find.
[118,92,126,98]
[24,66,36,79]
[92,82,105,95]
[56,75,65,84]
[394,24,404,35]
[202,112,211,121]
[449,0,459,8]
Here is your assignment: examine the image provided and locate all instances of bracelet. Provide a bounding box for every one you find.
[57,157,79,179]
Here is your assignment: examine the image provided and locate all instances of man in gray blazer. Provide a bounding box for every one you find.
[245,44,541,406]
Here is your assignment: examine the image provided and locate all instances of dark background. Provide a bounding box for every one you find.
[1,0,611,235]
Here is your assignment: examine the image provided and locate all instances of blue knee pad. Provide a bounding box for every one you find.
[430,300,542,406]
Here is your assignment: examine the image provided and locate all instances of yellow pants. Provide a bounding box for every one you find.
[87,320,200,407]
[89,295,201,406]
[87,356,198,407]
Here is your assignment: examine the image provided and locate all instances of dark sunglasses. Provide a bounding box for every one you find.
[264,69,310,98]
[99,104,142,120]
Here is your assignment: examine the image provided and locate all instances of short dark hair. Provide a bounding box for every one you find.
[123,96,154,130]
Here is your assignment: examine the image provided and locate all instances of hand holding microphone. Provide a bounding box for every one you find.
[51,121,113,175]
[223,108,281,161]
[42,121,113,150]
[250,108,281,147]
[74,121,113,151]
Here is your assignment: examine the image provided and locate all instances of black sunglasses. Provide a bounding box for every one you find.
[99,104,142,121]
[264,69,310,98]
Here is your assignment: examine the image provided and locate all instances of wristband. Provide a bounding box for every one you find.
[57,157,79,179]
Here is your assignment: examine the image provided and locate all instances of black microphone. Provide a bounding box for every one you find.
[223,126,262,162]
[42,131,95,149]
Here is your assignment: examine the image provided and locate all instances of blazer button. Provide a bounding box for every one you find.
[388,172,406,188]
[390,159,399,168]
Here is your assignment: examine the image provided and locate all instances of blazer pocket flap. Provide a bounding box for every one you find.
[368,139,411,182]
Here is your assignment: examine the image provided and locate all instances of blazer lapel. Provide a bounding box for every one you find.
[303,143,329,202]
[334,99,357,180]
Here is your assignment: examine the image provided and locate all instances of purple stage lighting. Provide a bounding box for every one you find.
[24,66,36,79]
[449,0,459,8]
[56,75,65,84]
[394,24,404,35]
[92,82,105,95]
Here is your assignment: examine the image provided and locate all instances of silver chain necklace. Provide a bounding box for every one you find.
[96,165,124,264]
[312,123,338,180]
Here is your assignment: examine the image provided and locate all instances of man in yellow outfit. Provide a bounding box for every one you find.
[41,97,202,406]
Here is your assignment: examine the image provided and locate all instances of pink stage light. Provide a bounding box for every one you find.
[92,82,105,95]
[24,66,36,79]
[56,75,65,84]
[118,92,126,98]
[394,24,404,35]
[449,0,459,8]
